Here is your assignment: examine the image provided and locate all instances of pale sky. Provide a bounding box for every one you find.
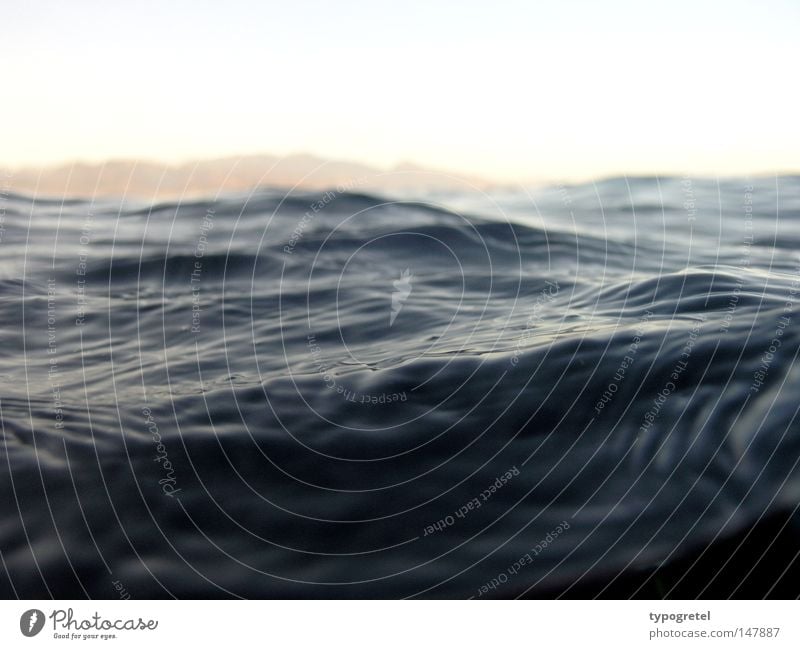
[2,0,798,182]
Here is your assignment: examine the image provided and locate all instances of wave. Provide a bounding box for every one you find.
[1,177,800,597]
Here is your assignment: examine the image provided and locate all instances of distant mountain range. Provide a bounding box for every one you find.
[2,154,496,200]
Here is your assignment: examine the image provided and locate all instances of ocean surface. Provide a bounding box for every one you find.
[2,176,800,598]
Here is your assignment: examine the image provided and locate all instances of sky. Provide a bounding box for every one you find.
[2,0,798,182]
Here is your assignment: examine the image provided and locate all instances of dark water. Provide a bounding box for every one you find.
[2,176,800,598]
